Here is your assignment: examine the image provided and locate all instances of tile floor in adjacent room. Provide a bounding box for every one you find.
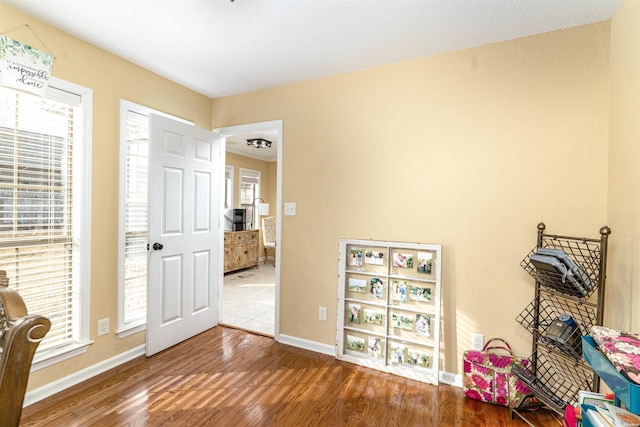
[221,263,275,336]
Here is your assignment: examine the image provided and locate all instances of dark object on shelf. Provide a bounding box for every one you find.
[544,314,582,356]
[517,294,595,361]
[530,248,594,297]
[224,208,246,231]
[537,248,595,293]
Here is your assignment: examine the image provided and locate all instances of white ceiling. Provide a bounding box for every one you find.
[1,0,623,162]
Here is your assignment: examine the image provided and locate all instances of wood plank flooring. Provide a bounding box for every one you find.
[20,327,562,426]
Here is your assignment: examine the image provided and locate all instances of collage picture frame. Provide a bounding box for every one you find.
[338,239,442,384]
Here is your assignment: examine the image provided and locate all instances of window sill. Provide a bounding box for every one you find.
[31,341,93,372]
[116,323,145,339]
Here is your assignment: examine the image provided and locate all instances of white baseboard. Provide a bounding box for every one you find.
[439,371,462,387]
[24,344,146,408]
[277,334,336,356]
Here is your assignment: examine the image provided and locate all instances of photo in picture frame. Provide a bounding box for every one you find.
[409,284,432,303]
[391,280,408,302]
[347,303,361,324]
[348,278,367,293]
[364,250,385,265]
[408,348,431,368]
[415,314,431,337]
[364,308,384,325]
[346,334,365,352]
[393,252,414,268]
[417,252,433,274]
[368,336,383,358]
[390,342,405,365]
[369,277,384,299]
[349,247,363,267]
[392,312,414,330]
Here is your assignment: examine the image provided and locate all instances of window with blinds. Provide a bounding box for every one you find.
[239,168,261,229]
[224,165,233,209]
[0,84,83,352]
[122,109,148,328]
[118,102,192,334]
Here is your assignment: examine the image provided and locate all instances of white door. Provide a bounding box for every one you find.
[146,114,222,356]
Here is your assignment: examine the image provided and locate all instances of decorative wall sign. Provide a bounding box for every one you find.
[0,35,54,97]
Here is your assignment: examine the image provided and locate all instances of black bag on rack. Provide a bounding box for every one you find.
[529,248,593,297]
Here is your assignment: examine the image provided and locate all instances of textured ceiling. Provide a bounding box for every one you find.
[1,0,623,99]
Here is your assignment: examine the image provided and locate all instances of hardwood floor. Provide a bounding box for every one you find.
[21,327,562,426]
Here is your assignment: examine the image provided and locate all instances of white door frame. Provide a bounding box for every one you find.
[216,119,282,341]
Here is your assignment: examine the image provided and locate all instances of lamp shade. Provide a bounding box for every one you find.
[258,203,270,216]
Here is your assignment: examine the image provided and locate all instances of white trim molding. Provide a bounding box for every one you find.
[24,345,146,408]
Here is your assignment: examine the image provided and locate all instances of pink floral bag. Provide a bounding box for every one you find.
[463,338,532,407]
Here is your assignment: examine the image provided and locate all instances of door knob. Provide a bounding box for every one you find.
[153,243,164,251]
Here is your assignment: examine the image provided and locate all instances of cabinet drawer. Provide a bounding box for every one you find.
[224,233,232,246]
[233,231,258,244]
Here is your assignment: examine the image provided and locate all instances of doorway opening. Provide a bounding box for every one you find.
[217,120,282,340]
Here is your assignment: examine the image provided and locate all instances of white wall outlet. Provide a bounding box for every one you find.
[318,306,327,321]
[471,333,484,351]
[98,318,109,336]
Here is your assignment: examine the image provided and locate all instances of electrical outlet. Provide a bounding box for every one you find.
[98,318,109,336]
[318,306,327,321]
[471,333,484,351]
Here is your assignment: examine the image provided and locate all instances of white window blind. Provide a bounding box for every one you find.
[122,109,148,327]
[0,85,79,351]
[118,102,192,334]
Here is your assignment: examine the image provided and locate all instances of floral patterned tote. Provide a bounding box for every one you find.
[463,338,532,407]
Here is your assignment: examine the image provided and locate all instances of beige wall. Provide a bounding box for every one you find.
[4,0,638,395]
[213,22,612,374]
[607,0,640,333]
[225,152,276,255]
[1,5,212,391]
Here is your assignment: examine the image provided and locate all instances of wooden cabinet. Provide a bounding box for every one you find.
[224,230,259,273]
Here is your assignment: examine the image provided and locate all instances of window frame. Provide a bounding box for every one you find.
[239,167,261,230]
[2,77,95,371]
[225,165,234,210]
[117,101,192,336]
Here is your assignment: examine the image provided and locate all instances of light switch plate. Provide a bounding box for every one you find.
[284,202,296,216]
